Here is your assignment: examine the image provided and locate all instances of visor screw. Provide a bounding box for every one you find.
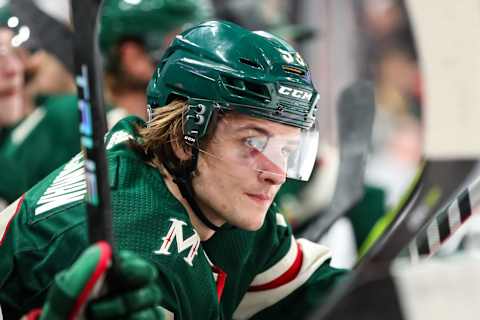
[194,115,204,125]
[195,104,206,114]
[146,104,154,122]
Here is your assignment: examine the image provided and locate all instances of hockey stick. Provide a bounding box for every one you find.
[70,0,113,245]
[305,243,480,320]
[357,162,425,257]
[300,81,375,242]
[307,0,480,317]
[408,171,480,259]
[304,178,480,320]
[308,160,476,320]
[356,160,475,264]
[302,168,480,320]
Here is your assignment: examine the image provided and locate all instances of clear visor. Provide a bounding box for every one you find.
[197,115,319,182]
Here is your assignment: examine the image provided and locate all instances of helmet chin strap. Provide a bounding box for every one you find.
[164,148,223,232]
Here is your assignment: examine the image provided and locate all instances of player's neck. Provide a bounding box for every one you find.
[110,91,147,120]
[0,94,29,127]
[160,165,216,241]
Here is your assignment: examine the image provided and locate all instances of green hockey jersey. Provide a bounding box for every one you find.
[0,95,81,208]
[0,116,346,320]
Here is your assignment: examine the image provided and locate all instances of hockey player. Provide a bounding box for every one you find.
[0,21,346,319]
[99,0,212,124]
[0,0,209,208]
[0,7,80,209]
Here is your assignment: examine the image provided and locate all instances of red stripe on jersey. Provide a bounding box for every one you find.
[248,243,303,292]
[23,308,42,320]
[212,265,228,302]
[0,194,25,246]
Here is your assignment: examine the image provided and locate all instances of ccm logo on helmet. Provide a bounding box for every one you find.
[278,86,313,101]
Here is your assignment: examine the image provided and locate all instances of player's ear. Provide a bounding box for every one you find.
[171,137,192,161]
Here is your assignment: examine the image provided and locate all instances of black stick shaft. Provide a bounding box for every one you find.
[309,160,475,320]
[300,81,375,242]
[70,0,113,245]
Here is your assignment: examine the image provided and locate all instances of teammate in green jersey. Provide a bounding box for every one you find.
[0,10,80,210]
[100,0,212,124]
[0,0,209,208]
[0,21,346,319]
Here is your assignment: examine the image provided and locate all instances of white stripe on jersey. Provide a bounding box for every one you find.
[157,306,174,320]
[11,108,46,145]
[250,236,298,286]
[233,238,331,320]
[275,213,287,227]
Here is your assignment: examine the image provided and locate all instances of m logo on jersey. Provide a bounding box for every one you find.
[154,218,200,267]
[278,86,313,102]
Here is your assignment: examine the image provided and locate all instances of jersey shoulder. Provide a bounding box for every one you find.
[0,95,81,197]
[104,115,144,155]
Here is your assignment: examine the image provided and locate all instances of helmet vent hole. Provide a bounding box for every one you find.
[239,58,262,69]
[223,77,246,90]
[244,82,270,99]
[222,76,271,102]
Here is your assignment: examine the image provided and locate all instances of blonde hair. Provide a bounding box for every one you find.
[132,99,219,172]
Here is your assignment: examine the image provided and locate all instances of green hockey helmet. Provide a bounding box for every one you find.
[147,20,319,128]
[99,0,213,57]
[0,2,10,26]
[0,1,35,49]
[147,21,320,181]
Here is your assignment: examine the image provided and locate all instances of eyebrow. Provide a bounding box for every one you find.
[235,124,272,137]
[235,124,301,145]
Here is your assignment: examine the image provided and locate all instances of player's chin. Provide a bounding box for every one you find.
[239,221,264,231]
[237,209,268,231]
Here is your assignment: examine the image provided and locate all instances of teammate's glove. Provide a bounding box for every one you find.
[23,241,163,320]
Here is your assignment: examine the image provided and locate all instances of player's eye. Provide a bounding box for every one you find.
[244,136,268,152]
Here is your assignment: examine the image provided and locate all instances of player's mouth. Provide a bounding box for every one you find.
[245,193,272,206]
[0,86,18,98]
